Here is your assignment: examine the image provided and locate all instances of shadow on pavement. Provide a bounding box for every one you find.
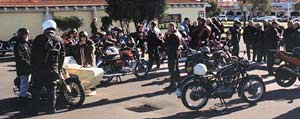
[273,107,300,119]
[0,55,14,63]
[98,71,171,88]
[80,90,168,109]
[148,104,254,119]
[0,97,76,118]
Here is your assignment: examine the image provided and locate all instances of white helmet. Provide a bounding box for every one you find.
[193,63,207,76]
[42,20,57,32]
[105,47,119,55]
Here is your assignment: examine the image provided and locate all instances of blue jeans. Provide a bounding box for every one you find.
[19,75,29,97]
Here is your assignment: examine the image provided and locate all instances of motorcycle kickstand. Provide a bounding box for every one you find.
[219,98,228,110]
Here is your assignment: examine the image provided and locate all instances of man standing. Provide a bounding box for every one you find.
[181,17,190,34]
[243,21,257,61]
[14,28,31,101]
[230,20,242,57]
[265,21,281,75]
[146,21,161,69]
[164,22,181,90]
[90,17,98,36]
[31,20,65,114]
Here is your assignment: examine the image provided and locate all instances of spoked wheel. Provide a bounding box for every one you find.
[134,61,149,78]
[63,80,85,107]
[275,66,297,87]
[181,82,208,110]
[240,77,265,104]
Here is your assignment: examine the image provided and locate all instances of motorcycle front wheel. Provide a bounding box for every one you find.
[275,66,297,87]
[134,60,149,78]
[181,81,208,110]
[240,77,265,104]
[63,79,85,107]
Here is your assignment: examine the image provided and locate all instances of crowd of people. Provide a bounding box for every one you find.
[12,16,300,115]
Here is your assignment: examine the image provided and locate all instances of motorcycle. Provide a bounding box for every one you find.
[185,45,231,75]
[0,40,15,56]
[96,36,150,83]
[176,57,265,110]
[274,50,300,87]
[13,69,85,107]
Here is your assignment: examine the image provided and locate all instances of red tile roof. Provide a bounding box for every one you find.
[0,0,202,7]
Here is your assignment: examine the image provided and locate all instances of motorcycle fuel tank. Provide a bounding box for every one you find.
[217,64,238,77]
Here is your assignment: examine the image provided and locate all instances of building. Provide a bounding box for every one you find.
[218,0,299,16]
[0,0,206,41]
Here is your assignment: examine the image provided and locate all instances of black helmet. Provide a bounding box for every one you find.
[17,28,29,37]
[292,47,300,57]
[79,31,88,38]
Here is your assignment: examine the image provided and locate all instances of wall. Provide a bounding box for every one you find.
[0,12,43,40]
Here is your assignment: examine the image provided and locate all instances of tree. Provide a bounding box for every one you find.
[54,16,83,31]
[295,0,300,11]
[105,0,167,33]
[247,0,271,15]
[206,0,221,17]
[101,16,112,32]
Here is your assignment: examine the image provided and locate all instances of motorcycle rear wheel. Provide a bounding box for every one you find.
[275,66,297,87]
[63,79,85,107]
[181,82,208,110]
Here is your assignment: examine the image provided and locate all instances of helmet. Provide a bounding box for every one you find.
[105,47,119,55]
[193,63,207,76]
[42,20,57,32]
[292,47,300,57]
[179,25,185,32]
[200,46,211,53]
[17,28,29,36]
[79,31,88,38]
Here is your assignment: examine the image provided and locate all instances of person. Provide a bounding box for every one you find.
[189,20,200,49]
[146,21,161,69]
[291,22,300,53]
[212,18,224,41]
[206,18,221,41]
[283,22,296,52]
[73,31,97,96]
[64,29,78,56]
[254,23,265,62]
[73,31,96,67]
[164,22,181,90]
[230,20,242,57]
[14,28,31,101]
[181,17,190,34]
[265,21,281,75]
[90,17,98,36]
[243,21,257,61]
[30,20,65,114]
[130,25,146,57]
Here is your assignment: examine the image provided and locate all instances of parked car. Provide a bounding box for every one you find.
[234,15,243,21]
[291,17,300,22]
[277,16,289,22]
[216,15,228,22]
[255,16,277,22]
[226,15,235,21]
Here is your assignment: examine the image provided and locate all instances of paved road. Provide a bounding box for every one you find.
[0,51,300,119]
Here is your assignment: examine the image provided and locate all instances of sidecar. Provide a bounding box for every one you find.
[63,57,104,91]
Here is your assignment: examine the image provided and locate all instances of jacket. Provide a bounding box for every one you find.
[14,38,31,76]
[31,31,65,74]
[73,39,96,67]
